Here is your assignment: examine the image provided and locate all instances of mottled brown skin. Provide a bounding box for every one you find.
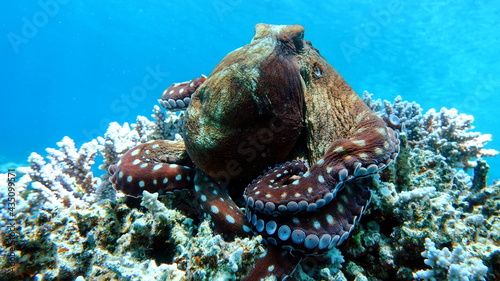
[298,39,399,169]
[184,24,306,183]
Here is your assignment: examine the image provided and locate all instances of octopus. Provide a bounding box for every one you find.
[108,24,400,280]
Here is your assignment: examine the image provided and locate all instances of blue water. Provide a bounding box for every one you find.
[1,0,499,182]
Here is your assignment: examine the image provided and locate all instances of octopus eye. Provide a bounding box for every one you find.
[292,35,304,51]
[283,30,304,52]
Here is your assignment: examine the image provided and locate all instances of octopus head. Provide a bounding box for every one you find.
[183,24,310,185]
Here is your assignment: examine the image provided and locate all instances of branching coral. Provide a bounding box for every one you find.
[0,105,264,280]
[414,238,488,281]
[97,105,184,174]
[28,136,100,204]
[363,92,498,168]
[418,108,498,168]
[135,105,184,141]
[342,93,499,281]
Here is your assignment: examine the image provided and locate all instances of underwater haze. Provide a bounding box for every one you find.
[1,0,499,180]
[2,1,500,280]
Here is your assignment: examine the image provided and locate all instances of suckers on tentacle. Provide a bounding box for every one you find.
[244,125,399,218]
[246,177,371,254]
[158,76,206,111]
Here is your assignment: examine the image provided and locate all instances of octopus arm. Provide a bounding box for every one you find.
[108,140,195,197]
[246,177,371,254]
[244,180,370,280]
[194,170,253,237]
[242,244,303,281]
[158,76,206,111]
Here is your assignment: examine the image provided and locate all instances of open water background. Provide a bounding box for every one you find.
[1,0,499,182]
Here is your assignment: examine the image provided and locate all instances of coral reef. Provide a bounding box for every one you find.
[413,237,488,280]
[363,92,498,169]
[1,164,263,280]
[97,105,183,177]
[341,94,500,281]
[1,94,499,280]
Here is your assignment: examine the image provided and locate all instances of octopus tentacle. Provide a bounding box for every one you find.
[242,244,303,281]
[158,76,206,111]
[108,140,195,197]
[244,126,398,217]
[244,57,400,215]
[244,160,345,216]
[246,175,371,253]
[194,170,253,238]
[322,114,400,174]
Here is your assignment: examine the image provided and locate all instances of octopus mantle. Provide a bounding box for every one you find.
[109,23,400,280]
